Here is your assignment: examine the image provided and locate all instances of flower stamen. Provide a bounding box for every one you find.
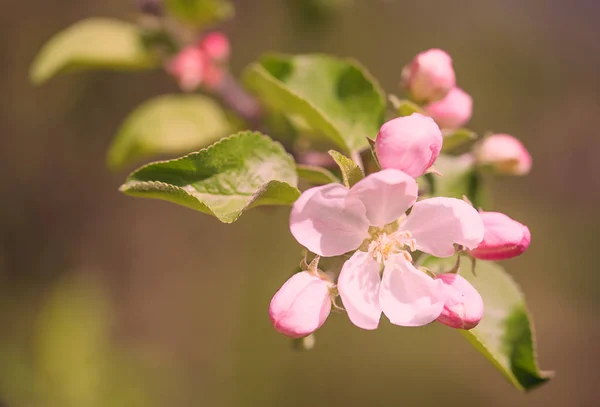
[367,230,417,264]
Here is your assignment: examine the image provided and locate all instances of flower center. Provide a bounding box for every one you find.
[367,230,416,264]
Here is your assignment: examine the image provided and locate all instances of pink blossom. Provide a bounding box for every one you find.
[401,49,456,102]
[436,273,483,329]
[375,113,443,178]
[424,87,473,129]
[166,33,230,92]
[269,271,333,338]
[199,32,230,62]
[469,211,531,261]
[474,134,532,175]
[289,169,484,329]
[166,46,207,92]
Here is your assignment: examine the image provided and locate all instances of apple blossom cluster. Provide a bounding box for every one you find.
[166,32,230,92]
[402,49,532,175]
[269,49,534,340]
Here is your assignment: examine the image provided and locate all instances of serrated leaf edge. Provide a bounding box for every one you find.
[121,178,299,223]
[106,94,231,171]
[120,131,301,222]
[122,131,291,175]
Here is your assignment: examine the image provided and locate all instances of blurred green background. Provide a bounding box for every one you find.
[1,0,599,406]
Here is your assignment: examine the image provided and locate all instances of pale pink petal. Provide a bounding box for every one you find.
[290,184,370,256]
[269,272,332,338]
[400,197,484,257]
[436,273,483,330]
[379,256,446,326]
[348,169,418,227]
[337,251,383,330]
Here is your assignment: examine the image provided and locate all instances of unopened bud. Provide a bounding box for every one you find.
[375,113,443,178]
[269,271,333,338]
[424,87,473,129]
[474,134,532,175]
[200,32,230,62]
[469,211,531,261]
[165,46,207,92]
[436,273,483,330]
[401,49,456,103]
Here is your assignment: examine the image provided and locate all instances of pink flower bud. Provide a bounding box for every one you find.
[375,113,443,178]
[424,87,473,129]
[469,211,531,261]
[269,272,333,338]
[166,46,207,92]
[200,32,230,62]
[474,134,532,175]
[436,273,483,330]
[401,49,456,103]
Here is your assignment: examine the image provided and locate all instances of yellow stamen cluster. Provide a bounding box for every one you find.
[367,230,416,264]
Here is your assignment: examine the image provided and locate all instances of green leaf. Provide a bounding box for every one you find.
[431,154,489,208]
[120,132,300,223]
[165,0,234,26]
[425,258,552,391]
[389,95,424,117]
[30,18,157,85]
[328,150,363,188]
[441,128,478,152]
[244,54,386,153]
[296,164,340,185]
[107,94,232,170]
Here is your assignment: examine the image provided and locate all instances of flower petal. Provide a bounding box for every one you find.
[348,169,418,227]
[400,197,484,257]
[379,257,446,326]
[290,184,370,256]
[337,251,383,330]
[269,272,332,338]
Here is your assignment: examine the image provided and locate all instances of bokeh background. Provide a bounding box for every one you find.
[1,0,599,406]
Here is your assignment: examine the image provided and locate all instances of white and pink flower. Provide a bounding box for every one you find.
[289,169,485,330]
